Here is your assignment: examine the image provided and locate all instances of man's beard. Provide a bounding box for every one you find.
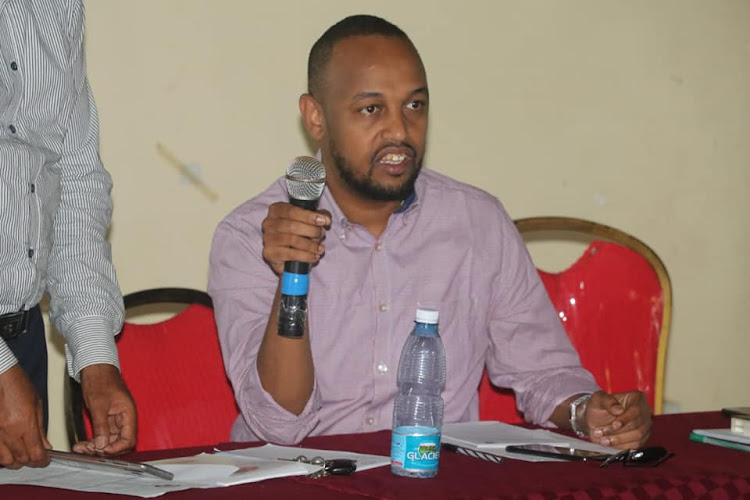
[330,143,422,202]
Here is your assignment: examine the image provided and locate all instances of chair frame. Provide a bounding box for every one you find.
[64,288,214,448]
[514,216,672,414]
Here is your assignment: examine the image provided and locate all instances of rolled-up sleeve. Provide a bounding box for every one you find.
[486,208,599,425]
[208,210,321,444]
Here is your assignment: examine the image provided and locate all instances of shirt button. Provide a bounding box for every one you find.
[10,61,18,71]
[28,248,34,258]
[379,303,388,312]
[375,242,382,251]
[30,183,35,193]
[366,417,375,425]
[377,363,388,374]
[9,124,16,133]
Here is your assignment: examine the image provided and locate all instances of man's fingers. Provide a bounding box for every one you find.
[613,408,645,432]
[0,365,49,467]
[99,411,136,456]
[600,427,651,449]
[262,234,325,273]
[262,204,331,275]
[6,436,29,468]
[36,399,52,450]
[20,433,48,467]
[22,401,51,466]
[266,202,331,227]
[317,209,332,226]
[264,216,328,240]
[265,233,324,256]
[596,406,642,437]
[0,443,16,469]
[89,406,111,451]
[72,440,96,455]
[598,393,625,416]
[263,245,323,270]
[79,364,137,457]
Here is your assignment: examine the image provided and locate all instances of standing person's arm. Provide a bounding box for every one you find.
[45,1,135,457]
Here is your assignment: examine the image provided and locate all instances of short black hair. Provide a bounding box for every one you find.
[307,15,413,97]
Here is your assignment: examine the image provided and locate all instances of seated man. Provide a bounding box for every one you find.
[208,14,651,448]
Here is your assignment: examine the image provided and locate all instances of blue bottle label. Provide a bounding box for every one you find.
[390,426,441,472]
[281,272,309,296]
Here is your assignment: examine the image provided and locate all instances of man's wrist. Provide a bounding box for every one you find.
[569,393,593,437]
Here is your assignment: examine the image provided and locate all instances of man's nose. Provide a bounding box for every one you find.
[382,110,407,142]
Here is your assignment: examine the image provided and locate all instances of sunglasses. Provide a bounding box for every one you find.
[600,446,675,468]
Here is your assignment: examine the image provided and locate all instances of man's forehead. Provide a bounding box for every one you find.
[324,35,426,95]
[330,34,419,65]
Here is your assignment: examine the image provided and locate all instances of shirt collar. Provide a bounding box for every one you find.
[394,190,417,213]
[320,174,423,228]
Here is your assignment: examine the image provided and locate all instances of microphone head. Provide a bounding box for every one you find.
[285,156,326,201]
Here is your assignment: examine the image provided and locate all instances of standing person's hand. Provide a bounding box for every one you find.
[73,364,137,456]
[0,365,51,468]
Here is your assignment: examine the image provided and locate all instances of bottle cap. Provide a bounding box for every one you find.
[415,308,439,324]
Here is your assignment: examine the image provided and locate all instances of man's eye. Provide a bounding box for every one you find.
[360,105,378,115]
[407,100,424,110]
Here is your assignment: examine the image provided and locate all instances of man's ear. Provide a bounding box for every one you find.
[299,93,325,142]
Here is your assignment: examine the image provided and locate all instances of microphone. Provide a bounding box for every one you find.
[278,156,327,338]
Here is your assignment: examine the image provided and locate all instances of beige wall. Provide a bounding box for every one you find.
[46,1,750,449]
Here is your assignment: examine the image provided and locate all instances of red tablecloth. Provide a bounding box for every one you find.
[2,411,749,499]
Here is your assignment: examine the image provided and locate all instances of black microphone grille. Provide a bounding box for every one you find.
[285,156,326,201]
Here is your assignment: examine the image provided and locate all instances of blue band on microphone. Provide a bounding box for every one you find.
[281,272,309,296]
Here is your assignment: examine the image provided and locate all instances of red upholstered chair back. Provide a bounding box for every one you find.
[478,217,672,423]
[66,288,239,451]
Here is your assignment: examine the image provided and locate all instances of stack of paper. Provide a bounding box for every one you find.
[0,444,390,498]
[724,407,750,437]
[690,407,750,453]
[690,428,750,453]
[442,421,616,462]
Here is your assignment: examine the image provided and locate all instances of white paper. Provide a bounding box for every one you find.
[0,460,189,498]
[442,421,617,462]
[217,443,391,472]
[692,428,750,446]
[149,452,317,487]
[443,421,570,448]
[0,445,390,497]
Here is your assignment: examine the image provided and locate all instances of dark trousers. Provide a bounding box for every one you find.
[5,305,48,431]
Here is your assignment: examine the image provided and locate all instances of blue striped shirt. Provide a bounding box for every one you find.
[0,0,123,378]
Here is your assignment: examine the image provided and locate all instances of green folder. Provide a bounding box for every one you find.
[689,432,750,453]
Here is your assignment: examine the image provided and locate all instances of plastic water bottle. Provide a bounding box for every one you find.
[390,308,446,478]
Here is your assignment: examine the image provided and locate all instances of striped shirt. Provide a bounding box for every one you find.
[0,0,123,378]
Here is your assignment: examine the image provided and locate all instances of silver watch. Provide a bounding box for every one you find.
[569,393,592,438]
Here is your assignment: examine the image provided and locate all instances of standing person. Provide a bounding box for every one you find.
[209,14,651,448]
[0,0,136,468]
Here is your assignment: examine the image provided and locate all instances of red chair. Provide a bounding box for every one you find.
[478,217,672,422]
[65,288,240,451]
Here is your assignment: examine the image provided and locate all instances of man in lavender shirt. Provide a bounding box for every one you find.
[208,15,651,449]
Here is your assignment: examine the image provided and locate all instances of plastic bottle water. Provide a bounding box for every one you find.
[390,308,446,478]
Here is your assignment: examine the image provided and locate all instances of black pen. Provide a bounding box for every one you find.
[443,443,504,464]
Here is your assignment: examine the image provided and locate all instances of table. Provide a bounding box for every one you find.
[2,411,749,499]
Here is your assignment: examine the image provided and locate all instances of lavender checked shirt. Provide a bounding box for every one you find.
[208,168,599,444]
